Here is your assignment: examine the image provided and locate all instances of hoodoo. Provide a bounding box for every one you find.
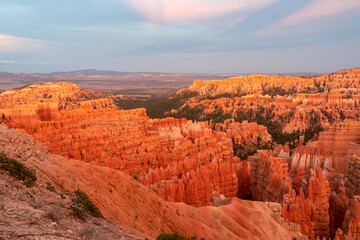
[1,69,359,239]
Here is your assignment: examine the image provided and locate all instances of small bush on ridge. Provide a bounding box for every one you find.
[0,154,37,187]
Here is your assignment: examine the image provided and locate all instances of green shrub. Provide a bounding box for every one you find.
[72,189,103,219]
[46,182,57,192]
[0,154,37,187]
[72,206,85,221]
[156,233,205,240]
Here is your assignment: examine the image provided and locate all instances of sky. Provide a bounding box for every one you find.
[0,0,359,74]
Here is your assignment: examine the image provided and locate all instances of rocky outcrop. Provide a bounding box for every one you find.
[305,168,330,239]
[317,121,360,175]
[0,124,305,240]
[168,69,360,136]
[330,175,350,238]
[214,119,273,160]
[0,83,247,206]
[139,119,241,206]
[235,160,251,199]
[215,119,271,143]
[249,150,291,203]
[0,83,244,206]
[336,196,360,240]
[185,68,360,98]
[283,168,330,239]
[37,111,241,206]
[0,82,119,131]
[289,120,360,190]
[345,155,360,199]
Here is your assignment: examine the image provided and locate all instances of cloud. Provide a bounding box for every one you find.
[0,34,45,54]
[128,0,275,28]
[25,61,64,65]
[259,0,360,35]
[0,60,15,64]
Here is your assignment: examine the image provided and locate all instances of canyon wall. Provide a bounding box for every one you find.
[249,150,291,202]
[0,123,305,240]
[283,168,330,239]
[289,121,360,190]
[0,83,250,206]
[169,69,360,135]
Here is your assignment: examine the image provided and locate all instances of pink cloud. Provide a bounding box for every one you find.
[0,34,45,54]
[128,0,275,28]
[259,0,360,35]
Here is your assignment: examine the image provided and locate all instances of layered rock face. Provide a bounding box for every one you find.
[185,68,360,98]
[0,82,122,131]
[0,124,305,240]
[283,168,330,239]
[34,113,241,206]
[345,155,360,199]
[0,83,247,206]
[249,150,291,202]
[330,175,350,238]
[168,69,360,136]
[214,119,271,144]
[247,121,360,239]
[172,90,360,134]
[335,195,360,240]
[314,68,360,90]
[139,118,241,206]
[289,121,360,190]
[214,119,273,160]
[186,75,310,97]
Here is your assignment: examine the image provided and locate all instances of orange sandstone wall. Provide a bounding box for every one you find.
[0,83,246,206]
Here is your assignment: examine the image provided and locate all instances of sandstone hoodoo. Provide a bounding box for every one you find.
[0,83,244,206]
[0,123,304,240]
[1,69,360,240]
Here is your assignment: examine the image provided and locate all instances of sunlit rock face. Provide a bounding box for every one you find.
[330,175,350,238]
[289,120,360,190]
[168,69,360,135]
[345,155,360,199]
[184,68,360,98]
[335,195,360,240]
[282,168,330,239]
[0,82,122,131]
[0,82,254,206]
[248,150,291,203]
[0,124,305,240]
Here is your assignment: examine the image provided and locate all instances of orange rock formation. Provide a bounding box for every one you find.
[169,69,360,134]
[249,150,291,202]
[1,69,359,240]
[0,124,305,240]
[283,168,330,239]
[290,121,360,190]
[0,82,123,131]
[330,175,350,238]
[336,195,360,239]
[0,83,246,206]
[184,68,360,98]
